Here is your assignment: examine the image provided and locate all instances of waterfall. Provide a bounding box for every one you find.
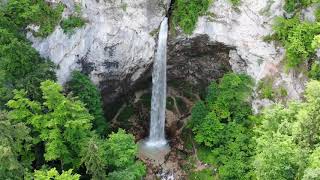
[146,17,168,147]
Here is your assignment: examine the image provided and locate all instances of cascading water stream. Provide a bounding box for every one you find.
[146,17,168,147]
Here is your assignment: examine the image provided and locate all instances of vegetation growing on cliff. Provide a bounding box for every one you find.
[172,0,212,34]
[172,0,241,34]
[272,16,320,68]
[60,4,86,35]
[284,0,320,13]
[60,16,86,34]
[3,0,64,37]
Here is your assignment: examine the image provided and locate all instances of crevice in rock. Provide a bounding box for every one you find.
[167,0,175,19]
[167,0,175,32]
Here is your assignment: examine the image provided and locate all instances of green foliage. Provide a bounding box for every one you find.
[284,0,320,13]
[188,168,214,180]
[105,129,146,179]
[107,161,146,180]
[67,71,108,136]
[284,0,298,13]
[7,81,93,168]
[254,133,302,180]
[312,34,320,50]
[316,7,320,22]
[81,129,145,180]
[258,78,275,99]
[60,16,86,34]
[302,147,320,180]
[0,112,33,179]
[292,80,320,149]
[190,73,255,179]
[172,0,212,34]
[196,145,216,165]
[257,77,288,100]
[33,168,80,180]
[310,62,320,80]
[3,0,64,37]
[80,136,107,180]
[230,0,241,6]
[253,80,320,179]
[0,28,56,108]
[272,16,320,68]
[105,129,137,168]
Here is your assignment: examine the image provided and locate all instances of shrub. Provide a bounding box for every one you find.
[230,0,241,6]
[272,16,320,68]
[172,0,212,34]
[60,16,86,34]
[284,0,320,13]
[309,62,320,80]
[258,79,275,100]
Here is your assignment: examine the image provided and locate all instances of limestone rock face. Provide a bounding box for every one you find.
[28,0,169,103]
[192,0,307,111]
[29,0,307,110]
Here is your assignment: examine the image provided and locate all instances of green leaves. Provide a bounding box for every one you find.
[107,161,146,180]
[3,0,64,37]
[172,0,212,34]
[66,71,108,136]
[254,133,302,180]
[33,168,80,180]
[253,80,320,179]
[81,136,107,180]
[105,129,138,168]
[6,80,145,178]
[284,0,320,13]
[81,129,146,180]
[190,73,255,179]
[272,16,320,68]
[60,16,86,35]
[0,112,34,179]
[8,80,94,168]
[0,28,56,108]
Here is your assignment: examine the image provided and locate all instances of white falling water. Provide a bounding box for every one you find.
[146,17,168,147]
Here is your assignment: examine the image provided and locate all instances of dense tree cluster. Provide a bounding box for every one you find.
[189,74,320,179]
[1,81,145,179]
[190,73,255,179]
[66,71,109,136]
[253,80,320,179]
